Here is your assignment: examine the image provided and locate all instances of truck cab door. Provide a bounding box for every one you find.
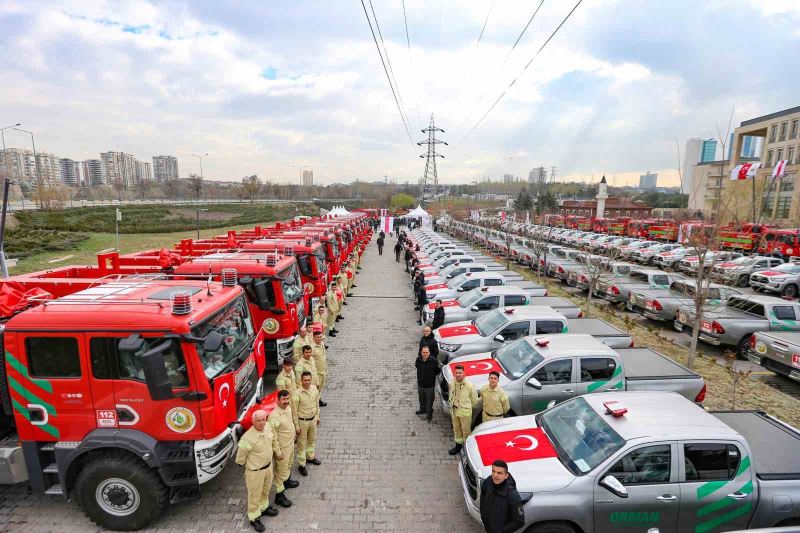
[576,357,624,395]
[523,358,575,413]
[493,321,530,349]
[469,296,500,320]
[593,443,679,533]
[676,442,755,533]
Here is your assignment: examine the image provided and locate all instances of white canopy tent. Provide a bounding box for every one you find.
[407,205,428,217]
[328,205,351,217]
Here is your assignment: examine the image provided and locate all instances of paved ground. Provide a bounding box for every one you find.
[0,237,482,532]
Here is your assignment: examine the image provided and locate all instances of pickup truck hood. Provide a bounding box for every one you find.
[425,299,460,311]
[756,270,789,278]
[424,282,449,290]
[465,417,575,493]
[434,321,482,344]
[444,352,513,389]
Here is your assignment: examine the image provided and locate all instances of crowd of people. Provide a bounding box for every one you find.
[235,246,364,532]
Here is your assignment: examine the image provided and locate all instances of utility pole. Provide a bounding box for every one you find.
[417,114,446,205]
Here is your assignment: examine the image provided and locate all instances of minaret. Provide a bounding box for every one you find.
[595,175,608,218]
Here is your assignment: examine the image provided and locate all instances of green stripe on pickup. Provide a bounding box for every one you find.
[587,364,623,393]
[695,502,752,533]
[697,480,753,517]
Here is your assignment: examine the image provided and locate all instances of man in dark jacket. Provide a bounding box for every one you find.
[376,235,385,255]
[404,247,413,272]
[431,299,446,329]
[414,346,440,421]
[418,326,439,361]
[415,283,428,325]
[479,460,525,533]
[394,241,402,262]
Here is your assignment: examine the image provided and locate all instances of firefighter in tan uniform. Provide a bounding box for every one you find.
[268,390,299,508]
[292,325,312,361]
[292,371,322,476]
[325,284,340,334]
[448,364,478,456]
[310,326,328,407]
[480,371,510,423]
[295,345,318,386]
[235,410,281,532]
[275,358,297,394]
[313,302,328,335]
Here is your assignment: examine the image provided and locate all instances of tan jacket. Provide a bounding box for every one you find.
[275,369,297,394]
[295,356,318,386]
[449,378,478,417]
[235,424,279,470]
[311,341,327,374]
[480,385,510,417]
[268,405,297,448]
[292,333,312,361]
[292,385,320,427]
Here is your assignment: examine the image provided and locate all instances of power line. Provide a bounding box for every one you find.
[460,0,584,143]
[367,0,415,131]
[452,0,547,137]
[401,0,422,124]
[359,0,414,144]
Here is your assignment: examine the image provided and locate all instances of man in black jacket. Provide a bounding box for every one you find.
[479,460,525,533]
[418,325,439,361]
[415,283,428,325]
[394,241,402,262]
[431,299,446,330]
[414,346,440,420]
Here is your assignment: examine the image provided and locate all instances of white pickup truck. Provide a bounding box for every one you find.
[460,391,800,533]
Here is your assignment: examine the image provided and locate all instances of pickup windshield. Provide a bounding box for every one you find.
[772,263,800,274]
[475,309,509,336]
[447,274,467,289]
[494,339,543,378]
[457,289,484,308]
[540,397,626,476]
[193,295,255,379]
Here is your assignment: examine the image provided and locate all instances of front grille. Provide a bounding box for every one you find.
[463,456,478,500]
[235,361,259,417]
[752,276,768,284]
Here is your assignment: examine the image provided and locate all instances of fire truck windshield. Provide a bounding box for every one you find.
[315,248,327,274]
[279,263,304,303]
[193,295,255,379]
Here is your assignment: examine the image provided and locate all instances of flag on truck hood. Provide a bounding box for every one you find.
[449,358,502,377]
[437,323,479,338]
[426,299,460,310]
[474,427,557,466]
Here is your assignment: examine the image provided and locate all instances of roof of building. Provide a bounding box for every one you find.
[740,105,800,127]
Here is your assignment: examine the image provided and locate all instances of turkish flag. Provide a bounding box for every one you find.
[450,358,502,377]
[437,324,479,338]
[474,428,557,466]
[773,160,789,179]
[212,372,237,433]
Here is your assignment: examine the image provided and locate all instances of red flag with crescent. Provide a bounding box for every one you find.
[474,428,557,465]
[449,358,502,377]
[212,372,237,431]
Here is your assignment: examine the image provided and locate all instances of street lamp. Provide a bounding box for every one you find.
[13,128,41,207]
[191,153,208,203]
[0,123,21,278]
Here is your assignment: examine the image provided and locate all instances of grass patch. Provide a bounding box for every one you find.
[5,228,90,259]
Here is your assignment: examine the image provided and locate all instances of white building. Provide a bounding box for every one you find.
[59,158,80,186]
[83,159,104,187]
[153,155,178,181]
[135,160,152,183]
[682,138,702,195]
[0,148,60,186]
[302,169,314,186]
[101,151,137,189]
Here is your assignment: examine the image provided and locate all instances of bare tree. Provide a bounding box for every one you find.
[241,175,262,204]
[724,351,752,410]
[187,173,203,200]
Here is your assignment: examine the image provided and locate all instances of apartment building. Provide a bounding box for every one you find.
[153,155,178,181]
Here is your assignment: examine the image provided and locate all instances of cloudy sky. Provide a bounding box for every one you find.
[1,0,798,186]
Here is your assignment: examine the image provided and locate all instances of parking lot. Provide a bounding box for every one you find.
[0,244,482,533]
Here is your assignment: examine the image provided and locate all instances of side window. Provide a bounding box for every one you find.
[772,306,796,320]
[684,444,740,481]
[755,261,768,268]
[26,337,81,378]
[580,358,617,382]
[505,295,528,306]
[90,337,189,388]
[533,359,572,385]
[476,296,500,311]
[536,320,565,334]
[499,322,531,341]
[771,259,784,267]
[484,278,504,287]
[607,445,672,485]
[461,279,480,290]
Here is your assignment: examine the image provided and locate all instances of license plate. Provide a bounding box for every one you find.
[701,320,712,332]
[793,354,800,368]
[679,313,686,323]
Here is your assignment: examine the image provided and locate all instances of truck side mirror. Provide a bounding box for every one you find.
[139,340,176,401]
[203,331,224,352]
[471,305,480,312]
[457,287,464,292]
[118,334,145,353]
[599,475,628,498]
[493,334,505,343]
[525,377,542,389]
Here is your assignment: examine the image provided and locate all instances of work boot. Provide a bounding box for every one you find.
[261,505,279,518]
[249,519,266,532]
[415,409,425,415]
[336,316,343,322]
[352,284,358,288]
[275,491,293,508]
[285,478,300,489]
[319,399,327,407]
[342,301,348,306]
[307,458,322,466]
[448,444,462,455]
[299,465,308,476]
[329,331,337,337]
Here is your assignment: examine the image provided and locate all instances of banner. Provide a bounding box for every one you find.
[773,160,789,179]
[729,162,761,180]
[380,216,394,234]
[500,211,506,221]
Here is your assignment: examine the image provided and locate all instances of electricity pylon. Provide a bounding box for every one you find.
[418,114,447,204]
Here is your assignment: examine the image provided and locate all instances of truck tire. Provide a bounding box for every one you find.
[782,284,798,299]
[737,275,750,288]
[75,452,169,531]
[736,336,751,360]
[526,521,577,533]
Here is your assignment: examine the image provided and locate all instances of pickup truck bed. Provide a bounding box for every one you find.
[493,270,524,281]
[713,411,800,480]
[618,348,698,380]
[529,297,581,318]
[508,281,547,295]
[566,318,628,338]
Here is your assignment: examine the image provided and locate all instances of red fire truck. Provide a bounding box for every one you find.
[647,221,679,242]
[757,228,800,258]
[606,217,630,236]
[576,217,594,231]
[0,277,276,529]
[543,214,565,227]
[719,223,771,252]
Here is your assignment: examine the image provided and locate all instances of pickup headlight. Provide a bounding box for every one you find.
[440,343,461,352]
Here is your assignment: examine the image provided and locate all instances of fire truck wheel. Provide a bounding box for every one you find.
[75,453,168,531]
[525,521,577,533]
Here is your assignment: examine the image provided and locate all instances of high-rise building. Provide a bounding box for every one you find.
[83,159,104,187]
[639,172,658,190]
[101,151,137,189]
[59,158,80,186]
[503,173,514,184]
[700,139,718,162]
[152,155,178,181]
[528,166,547,185]
[0,148,60,186]
[302,169,314,186]
[682,138,702,194]
[135,160,152,183]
